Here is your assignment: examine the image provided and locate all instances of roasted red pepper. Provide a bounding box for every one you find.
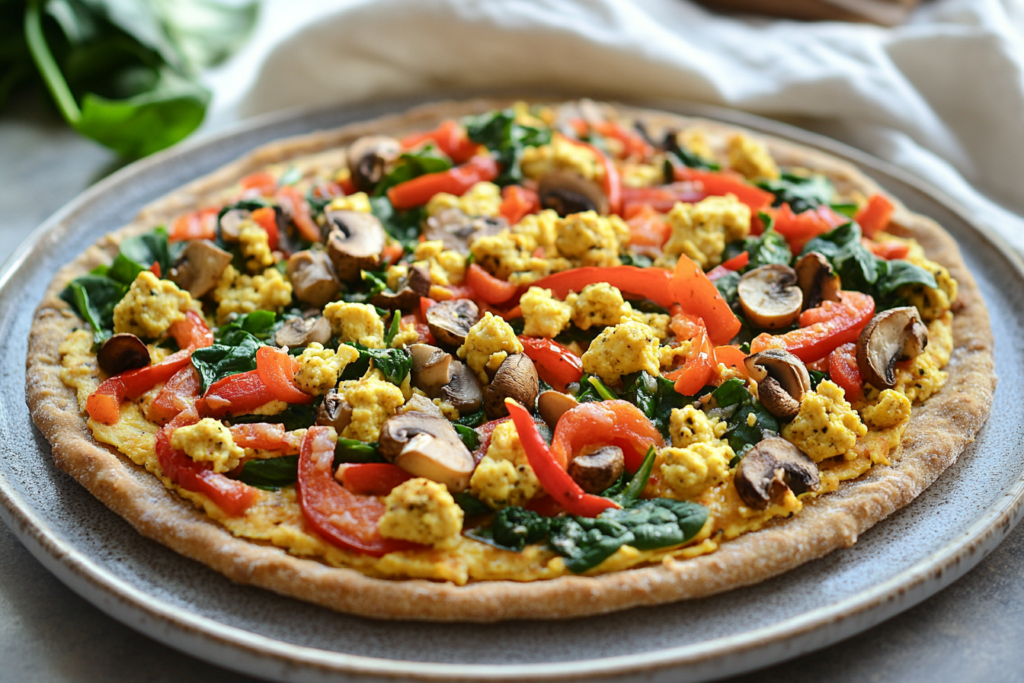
[387,156,500,210]
[828,342,864,401]
[337,463,413,496]
[855,194,895,238]
[532,266,675,308]
[751,291,875,363]
[506,399,619,518]
[239,171,277,196]
[673,167,774,212]
[251,206,280,251]
[229,422,303,453]
[518,336,583,392]
[499,185,540,225]
[670,254,742,346]
[147,365,201,424]
[255,346,314,404]
[169,207,218,242]
[664,318,714,396]
[466,263,518,305]
[400,120,479,164]
[198,370,277,418]
[549,400,664,474]
[275,185,319,242]
[772,203,847,252]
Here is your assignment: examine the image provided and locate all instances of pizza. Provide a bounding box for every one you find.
[25,99,995,621]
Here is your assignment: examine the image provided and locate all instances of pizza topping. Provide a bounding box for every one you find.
[167,239,232,298]
[537,390,578,430]
[658,442,733,500]
[316,388,353,432]
[348,135,402,192]
[410,344,454,395]
[274,315,331,348]
[856,306,929,390]
[581,319,661,386]
[293,343,359,396]
[738,264,803,330]
[518,337,583,392]
[286,250,339,307]
[378,412,475,492]
[662,195,751,271]
[734,437,819,510]
[422,209,506,254]
[520,287,572,338]
[324,301,385,348]
[794,251,841,311]
[781,380,867,462]
[96,333,150,376]
[438,361,484,414]
[538,169,609,217]
[170,417,244,474]
[325,210,387,282]
[378,478,464,547]
[744,349,812,420]
[425,298,479,347]
[567,445,625,494]
[113,271,194,339]
[483,354,539,420]
[372,264,431,312]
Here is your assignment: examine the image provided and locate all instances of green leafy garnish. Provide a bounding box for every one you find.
[383,310,402,347]
[452,492,491,517]
[713,271,741,309]
[238,456,298,490]
[611,446,657,507]
[746,229,792,270]
[808,369,828,390]
[464,109,552,185]
[489,507,552,552]
[335,438,384,464]
[708,378,779,459]
[621,372,694,438]
[456,408,487,428]
[216,310,277,341]
[368,197,423,250]
[190,328,262,393]
[664,135,720,171]
[454,424,480,452]
[587,376,619,401]
[340,344,412,387]
[373,145,452,196]
[229,402,319,432]
[756,173,835,214]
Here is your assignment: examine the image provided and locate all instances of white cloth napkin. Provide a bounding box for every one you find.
[203,0,1024,253]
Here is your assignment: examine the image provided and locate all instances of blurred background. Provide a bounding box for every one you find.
[4,0,1024,681]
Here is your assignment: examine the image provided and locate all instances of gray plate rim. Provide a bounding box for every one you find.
[1,95,1022,683]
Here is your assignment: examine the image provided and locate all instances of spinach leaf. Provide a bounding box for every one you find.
[118,227,172,279]
[877,259,939,296]
[622,372,693,439]
[373,146,452,196]
[383,310,402,347]
[238,456,298,490]
[190,328,263,393]
[456,408,487,428]
[368,197,423,250]
[492,507,551,552]
[808,369,828,390]
[464,109,552,185]
[341,344,412,386]
[216,310,277,341]
[713,271,741,309]
[664,134,720,171]
[619,253,654,268]
[452,492,492,517]
[335,438,385,464]
[746,229,792,269]
[756,173,835,214]
[612,446,657,507]
[708,378,779,459]
[342,269,389,304]
[60,275,127,344]
[454,424,480,452]
[229,402,319,431]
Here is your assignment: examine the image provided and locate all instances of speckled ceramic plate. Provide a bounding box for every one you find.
[2,96,1023,683]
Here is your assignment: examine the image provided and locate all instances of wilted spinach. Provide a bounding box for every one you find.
[464,109,552,185]
[334,438,385,464]
[621,371,695,439]
[230,402,319,432]
[373,146,451,196]
[756,173,835,214]
[190,327,263,392]
[368,197,423,250]
[708,378,779,460]
[340,344,412,386]
[238,456,298,491]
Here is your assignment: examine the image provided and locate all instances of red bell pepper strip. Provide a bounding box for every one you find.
[229,422,302,453]
[198,370,277,418]
[772,202,848,252]
[863,238,910,261]
[87,350,193,425]
[750,291,875,363]
[387,156,500,210]
[276,185,320,242]
[466,263,518,305]
[297,427,420,556]
[255,346,314,404]
[674,167,774,213]
[251,206,280,251]
[828,342,864,401]
[712,345,750,381]
[720,251,750,271]
[147,365,201,424]
[664,322,714,396]
[239,171,277,196]
[381,243,404,266]
[518,336,583,392]
[621,183,705,215]
[337,463,413,496]
[169,310,214,350]
[400,120,479,164]
[563,137,621,215]
[532,266,675,308]
[401,314,434,345]
[624,204,672,250]
[670,254,742,346]
[591,120,654,159]
[155,407,259,517]
[169,207,218,242]
[549,400,664,474]
[499,185,540,225]
[524,495,565,517]
[855,194,895,238]
[505,399,619,517]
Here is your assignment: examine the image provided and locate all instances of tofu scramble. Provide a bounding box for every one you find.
[57,102,957,584]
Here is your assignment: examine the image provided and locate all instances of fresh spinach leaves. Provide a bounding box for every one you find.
[335,438,385,464]
[621,371,694,438]
[756,173,835,214]
[464,109,552,185]
[368,197,423,250]
[454,424,481,452]
[190,328,262,392]
[230,402,319,432]
[238,456,298,490]
[340,344,412,386]
[373,146,451,197]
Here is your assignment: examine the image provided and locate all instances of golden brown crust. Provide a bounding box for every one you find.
[25,99,995,621]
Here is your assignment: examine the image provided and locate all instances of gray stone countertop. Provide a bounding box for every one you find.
[1,97,1021,683]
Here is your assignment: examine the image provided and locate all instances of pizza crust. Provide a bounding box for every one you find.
[25,100,995,621]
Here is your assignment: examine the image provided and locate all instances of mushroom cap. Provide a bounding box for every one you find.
[168,240,233,298]
[794,252,842,311]
[737,264,803,330]
[275,316,332,348]
[537,390,579,430]
[286,250,340,308]
[324,211,387,282]
[856,306,929,389]
[410,344,454,397]
[538,170,610,217]
[567,445,625,494]
[371,264,431,311]
[483,354,540,419]
[438,361,484,413]
[734,437,820,510]
[378,412,475,492]
[316,389,353,432]
[218,208,250,242]
[423,209,507,255]
[97,333,151,376]
[347,135,402,192]
[426,299,480,348]
[744,349,812,419]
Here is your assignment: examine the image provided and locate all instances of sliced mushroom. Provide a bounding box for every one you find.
[347,135,402,192]
[483,354,540,419]
[744,349,812,419]
[856,306,929,389]
[423,209,507,254]
[737,264,803,330]
[324,211,387,282]
[371,264,431,310]
[734,437,820,510]
[397,393,445,418]
[316,389,352,432]
[97,333,151,375]
[410,344,454,396]
[286,250,340,307]
[537,390,579,430]
[275,316,332,348]
[218,209,250,242]
[568,445,625,494]
[538,170,610,217]
[168,240,233,298]
[794,252,841,311]
[426,299,479,347]
[378,412,475,492]
[438,361,483,413]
